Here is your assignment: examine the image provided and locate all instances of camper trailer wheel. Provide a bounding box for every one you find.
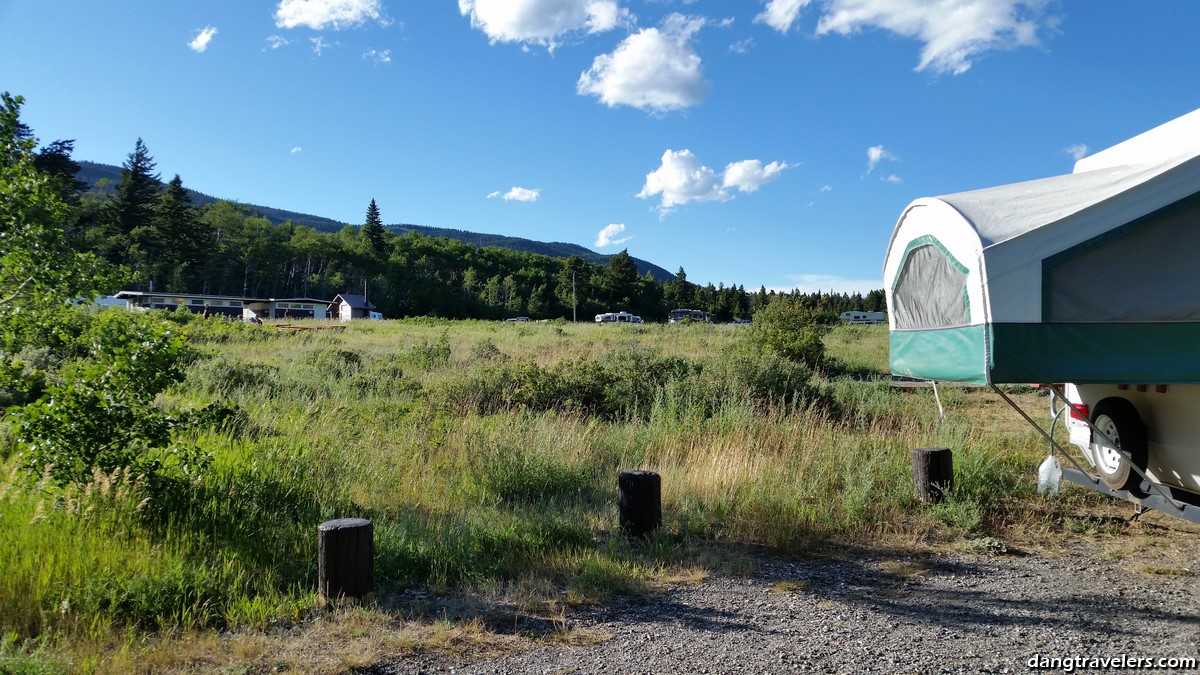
[1090,398,1148,495]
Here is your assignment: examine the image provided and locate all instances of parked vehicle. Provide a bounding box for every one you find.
[505,316,530,322]
[668,308,713,324]
[883,107,1200,522]
[839,311,885,324]
[595,311,643,324]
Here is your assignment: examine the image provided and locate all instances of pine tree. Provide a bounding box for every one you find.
[152,175,209,291]
[102,138,161,262]
[34,139,85,204]
[362,198,387,254]
[602,249,638,308]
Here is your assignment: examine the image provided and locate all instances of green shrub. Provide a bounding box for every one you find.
[748,297,833,367]
[470,338,507,362]
[305,348,363,378]
[694,346,828,413]
[5,311,227,487]
[440,346,691,420]
[408,332,452,370]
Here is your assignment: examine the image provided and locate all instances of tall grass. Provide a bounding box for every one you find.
[1,319,1053,666]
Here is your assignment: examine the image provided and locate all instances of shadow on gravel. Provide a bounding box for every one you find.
[589,596,762,634]
[788,549,1200,637]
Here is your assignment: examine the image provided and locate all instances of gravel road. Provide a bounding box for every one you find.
[371,521,1200,675]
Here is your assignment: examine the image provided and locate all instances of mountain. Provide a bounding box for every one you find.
[77,161,674,282]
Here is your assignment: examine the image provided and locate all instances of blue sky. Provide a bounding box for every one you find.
[3,1,1200,294]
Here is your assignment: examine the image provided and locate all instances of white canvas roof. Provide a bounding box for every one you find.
[884,108,1200,384]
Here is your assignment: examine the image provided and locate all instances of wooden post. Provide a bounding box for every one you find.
[618,470,661,538]
[911,448,954,503]
[318,518,373,604]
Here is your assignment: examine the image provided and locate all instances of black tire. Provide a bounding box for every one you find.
[1090,397,1148,495]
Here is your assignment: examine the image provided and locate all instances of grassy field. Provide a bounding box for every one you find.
[0,316,1144,672]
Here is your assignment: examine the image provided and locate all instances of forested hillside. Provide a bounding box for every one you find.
[54,136,885,321]
[77,161,674,281]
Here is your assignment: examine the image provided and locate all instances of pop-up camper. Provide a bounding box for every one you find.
[883,108,1200,522]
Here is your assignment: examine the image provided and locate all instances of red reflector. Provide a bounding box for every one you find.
[1117,384,1129,390]
[1136,384,1148,392]
[1069,405,1089,421]
[1156,384,1168,393]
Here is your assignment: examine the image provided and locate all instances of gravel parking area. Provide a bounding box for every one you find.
[374,523,1200,674]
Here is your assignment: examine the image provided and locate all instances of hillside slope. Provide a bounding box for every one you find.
[77,161,674,281]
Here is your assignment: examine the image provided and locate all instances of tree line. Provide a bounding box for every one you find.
[19,111,886,322]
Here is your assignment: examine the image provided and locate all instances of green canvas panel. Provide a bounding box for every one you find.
[889,325,990,385]
[990,323,1200,383]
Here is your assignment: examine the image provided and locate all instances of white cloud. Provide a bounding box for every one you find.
[291,146,303,154]
[488,187,540,202]
[595,223,633,247]
[755,0,813,33]
[1064,143,1088,161]
[866,144,897,173]
[311,37,332,55]
[364,48,391,63]
[267,35,291,49]
[820,184,833,192]
[816,0,1057,75]
[729,37,755,54]
[638,149,789,215]
[638,149,726,212]
[773,274,883,295]
[458,0,631,50]
[577,13,709,113]
[881,174,903,183]
[722,159,791,193]
[275,0,385,30]
[188,26,218,53]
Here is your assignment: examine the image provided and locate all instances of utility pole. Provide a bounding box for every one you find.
[572,270,577,322]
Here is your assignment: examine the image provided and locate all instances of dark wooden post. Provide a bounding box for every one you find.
[318,518,373,604]
[618,470,661,538]
[911,448,954,503]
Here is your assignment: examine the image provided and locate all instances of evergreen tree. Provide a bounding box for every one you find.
[102,138,161,262]
[34,139,86,205]
[152,175,209,291]
[602,249,638,308]
[668,266,695,308]
[362,198,387,254]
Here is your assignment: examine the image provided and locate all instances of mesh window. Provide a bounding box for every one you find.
[893,243,970,329]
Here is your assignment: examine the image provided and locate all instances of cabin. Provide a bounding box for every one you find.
[333,294,377,321]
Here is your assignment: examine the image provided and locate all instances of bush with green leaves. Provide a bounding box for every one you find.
[408,332,452,370]
[692,345,830,413]
[748,296,834,368]
[5,308,223,486]
[441,346,691,420]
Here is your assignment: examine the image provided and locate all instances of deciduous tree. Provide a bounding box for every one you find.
[0,92,119,310]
